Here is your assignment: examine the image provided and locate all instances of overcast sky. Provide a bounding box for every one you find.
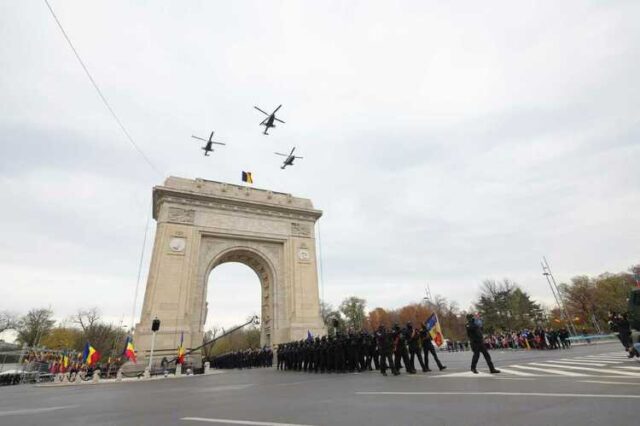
[1,1,638,335]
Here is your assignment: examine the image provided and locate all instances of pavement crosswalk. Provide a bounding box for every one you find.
[438,351,640,379]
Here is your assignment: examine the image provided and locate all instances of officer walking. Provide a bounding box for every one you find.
[466,314,500,374]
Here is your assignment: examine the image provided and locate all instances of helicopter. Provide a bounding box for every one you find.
[191,131,226,156]
[254,104,285,135]
[275,147,303,169]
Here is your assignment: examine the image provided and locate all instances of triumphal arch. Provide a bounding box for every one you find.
[134,177,326,361]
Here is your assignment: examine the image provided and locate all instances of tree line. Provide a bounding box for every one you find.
[0,307,127,360]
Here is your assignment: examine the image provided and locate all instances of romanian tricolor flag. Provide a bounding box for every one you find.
[241,171,253,184]
[425,313,444,347]
[82,342,101,366]
[177,332,186,364]
[61,351,69,371]
[122,336,137,363]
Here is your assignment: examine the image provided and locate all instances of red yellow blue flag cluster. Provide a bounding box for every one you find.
[82,342,101,366]
[122,336,137,363]
[425,313,444,347]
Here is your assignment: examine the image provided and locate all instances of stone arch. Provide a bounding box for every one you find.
[134,177,326,364]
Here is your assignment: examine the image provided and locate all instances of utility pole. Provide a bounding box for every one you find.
[541,257,577,336]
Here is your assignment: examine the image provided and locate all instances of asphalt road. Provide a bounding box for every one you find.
[0,342,638,426]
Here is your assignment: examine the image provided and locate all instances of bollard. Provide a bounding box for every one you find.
[143,367,151,379]
[175,364,182,377]
[92,369,101,384]
[116,369,123,382]
[204,361,210,375]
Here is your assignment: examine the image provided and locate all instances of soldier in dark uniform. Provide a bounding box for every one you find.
[317,336,327,373]
[335,332,346,373]
[376,324,398,376]
[466,314,500,374]
[419,323,446,371]
[405,322,426,372]
[392,323,415,374]
[366,330,379,371]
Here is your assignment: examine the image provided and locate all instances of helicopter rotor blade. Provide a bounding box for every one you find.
[209,131,214,141]
[273,104,282,114]
[192,135,208,142]
[211,141,226,146]
[254,106,269,115]
[274,118,285,124]
[289,147,296,156]
[274,152,288,157]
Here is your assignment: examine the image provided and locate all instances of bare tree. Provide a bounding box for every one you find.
[72,308,101,333]
[0,311,19,334]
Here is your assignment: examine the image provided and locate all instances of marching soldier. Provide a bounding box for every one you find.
[405,322,427,372]
[376,324,398,376]
[392,323,415,374]
[419,323,446,371]
[466,314,500,374]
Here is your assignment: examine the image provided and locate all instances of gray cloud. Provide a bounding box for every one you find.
[1,1,638,331]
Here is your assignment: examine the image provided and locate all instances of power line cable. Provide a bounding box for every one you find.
[43,0,163,178]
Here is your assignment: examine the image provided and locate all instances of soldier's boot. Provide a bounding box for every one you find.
[439,365,447,371]
[471,368,479,374]
[490,369,501,374]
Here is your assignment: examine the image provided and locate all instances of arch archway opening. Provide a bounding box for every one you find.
[205,262,263,354]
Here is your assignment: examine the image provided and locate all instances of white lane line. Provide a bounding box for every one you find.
[529,363,640,377]
[356,391,640,399]
[584,355,629,359]
[617,366,640,370]
[580,380,640,386]
[435,371,492,377]
[546,360,609,367]
[507,365,587,376]
[493,377,537,381]
[571,358,622,363]
[182,417,315,426]
[493,368,537,376]
[0,405,77,417]
[585,356,630,360]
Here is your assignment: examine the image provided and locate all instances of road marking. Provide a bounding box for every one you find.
[507,365,587,376]
[528,363,640,376]
[569,358,622,364]
[201,384,254,392]
[0,405,77,417]
[492,368,536,376]
[580,380,640,386]
[493,377,537,381]
[356,391,640,399]
[617,366,640,370]
[546,360,609,367]
[182,417,315,426]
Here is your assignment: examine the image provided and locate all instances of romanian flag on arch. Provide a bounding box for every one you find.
[241,171,253,184]
[82,342,101,366]
[122,336,137,363]
[425,313,444,347]
[177,332,186,364]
